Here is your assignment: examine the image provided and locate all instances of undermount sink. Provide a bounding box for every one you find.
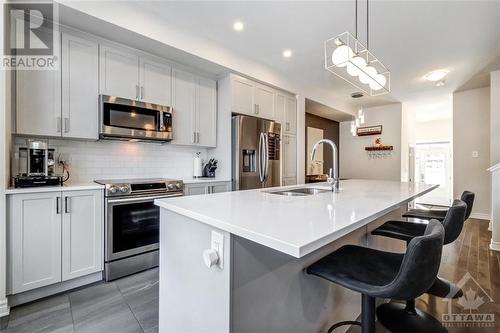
[267,187,332,196]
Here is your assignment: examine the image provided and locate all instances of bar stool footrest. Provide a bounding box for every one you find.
[326,321,361,333]
[377,302,447,333]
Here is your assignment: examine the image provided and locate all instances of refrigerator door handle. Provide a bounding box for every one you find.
[263,133,269,181]
[258,132,264,182]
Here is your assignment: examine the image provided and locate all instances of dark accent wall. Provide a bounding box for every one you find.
[304,112,340,180]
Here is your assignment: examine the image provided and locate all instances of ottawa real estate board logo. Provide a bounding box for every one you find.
[442,272,495,329]
[3,1,59,70]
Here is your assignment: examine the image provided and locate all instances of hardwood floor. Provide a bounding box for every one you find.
[349,218,500,332]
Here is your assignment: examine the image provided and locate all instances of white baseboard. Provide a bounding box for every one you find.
[470,213,491,221]
[490,240,500,252]
[0,299,9,317]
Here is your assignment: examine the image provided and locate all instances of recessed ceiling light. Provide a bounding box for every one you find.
[424,69,450,82]
[233,21,244,32]
[282,49,292,58]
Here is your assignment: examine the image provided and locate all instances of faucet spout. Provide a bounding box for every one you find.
[310,139,339,192]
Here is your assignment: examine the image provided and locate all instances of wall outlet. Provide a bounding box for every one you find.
[472,151,479,158]
[211,231,224,269]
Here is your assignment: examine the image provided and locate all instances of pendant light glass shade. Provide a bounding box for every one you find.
[324,32,390,96]
[331,44,353,67]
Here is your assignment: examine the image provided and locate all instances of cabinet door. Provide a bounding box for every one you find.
[99,44,139,99]
[16,60,61,137]
[185,184,208,196]
[283,178,297,186]
[254,84,275,120]
[210,183,231,194]
[139,57,172,105]
[8,192,62,294]
[284,135,297,179]
[196,77,217,147]
[285,96,297,135]
[61,33,99,139]
[172,68,196,145]
[231,76,255,116]
[62,190,103,281]
[275,93,286,127]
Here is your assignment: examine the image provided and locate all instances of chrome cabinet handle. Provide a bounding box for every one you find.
[136,85,139,100]
[64,197,70,214]
[140,86,144,100]
[64,117,70,133]
[286,122,290,132]
[56,117,61,133]
[56,197,61,214]
[193,132,196,143]
[197,132,200,144]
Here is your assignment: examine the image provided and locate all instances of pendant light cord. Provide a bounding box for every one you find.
[355,0,358,39]
[367,0,369,49]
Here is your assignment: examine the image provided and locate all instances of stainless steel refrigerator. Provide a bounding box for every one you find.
[232,115,281,190]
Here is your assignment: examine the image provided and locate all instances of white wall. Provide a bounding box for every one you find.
[11,138,209,184]
[453,87,491,217]
[416,118,452,143]
[340,103,402,181]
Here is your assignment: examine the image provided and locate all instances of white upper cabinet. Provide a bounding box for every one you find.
[172,68,196,145]
[285,95,297,135]
[139,56,172,106]
[62,190,103,281]
[172,68,217,147]
[229,74,276,120]
[254,84,275,120]
[196,77,217,147]
[275,93,286,127]
[99,44,140,99]
[16,59,61,137]
[61,32,99,139]
[231,76,255,115]
[8,192,62,294]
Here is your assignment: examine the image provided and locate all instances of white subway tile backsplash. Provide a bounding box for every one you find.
[12,137,208,184]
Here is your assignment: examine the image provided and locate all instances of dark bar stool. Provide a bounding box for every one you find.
[306,220,445,333]
[403,190,474,221]
[371,199,467,332]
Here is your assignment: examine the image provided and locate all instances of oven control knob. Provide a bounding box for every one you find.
[167,183,175,190]
[119,186,129,193]
[175,183,183,190]
[109,186,118,194]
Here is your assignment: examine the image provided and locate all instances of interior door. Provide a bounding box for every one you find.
[140,57,172,105]
[414,142,452,206]
[100,45,139,99]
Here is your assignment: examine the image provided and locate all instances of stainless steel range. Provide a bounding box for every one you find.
[94,178,184,281]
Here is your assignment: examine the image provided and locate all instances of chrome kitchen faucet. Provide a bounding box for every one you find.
[311,139,339,192]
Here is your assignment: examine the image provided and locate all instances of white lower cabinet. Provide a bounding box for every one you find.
[62,190,103,281]
[8,190,103,294]
[184,182,231,196]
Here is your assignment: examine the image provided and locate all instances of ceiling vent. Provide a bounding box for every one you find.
[351,92,364,98]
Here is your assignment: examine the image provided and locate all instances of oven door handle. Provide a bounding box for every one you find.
[107,194,182,204]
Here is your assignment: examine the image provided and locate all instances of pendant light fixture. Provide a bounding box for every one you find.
[324,0,390,96]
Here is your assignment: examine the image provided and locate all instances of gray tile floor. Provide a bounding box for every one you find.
[0,268,159,333]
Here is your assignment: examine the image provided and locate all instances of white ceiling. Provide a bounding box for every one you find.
[62,1,500,118]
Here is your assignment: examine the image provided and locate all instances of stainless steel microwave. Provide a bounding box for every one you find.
[99,95,173,142]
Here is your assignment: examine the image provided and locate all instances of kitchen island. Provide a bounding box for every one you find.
[155,179,437,333]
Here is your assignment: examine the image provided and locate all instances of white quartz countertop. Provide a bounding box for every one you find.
[155,179,437,258]
[5,182,104,194]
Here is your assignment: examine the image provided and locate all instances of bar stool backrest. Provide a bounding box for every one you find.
[460,191,475,221]
[382,220,445,301]
[442,199,467,245]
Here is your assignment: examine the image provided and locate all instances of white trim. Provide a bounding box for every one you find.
[470,213,491,220]
[488,163,500,173]
[0,299,9,317]
[490,239,500,252]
